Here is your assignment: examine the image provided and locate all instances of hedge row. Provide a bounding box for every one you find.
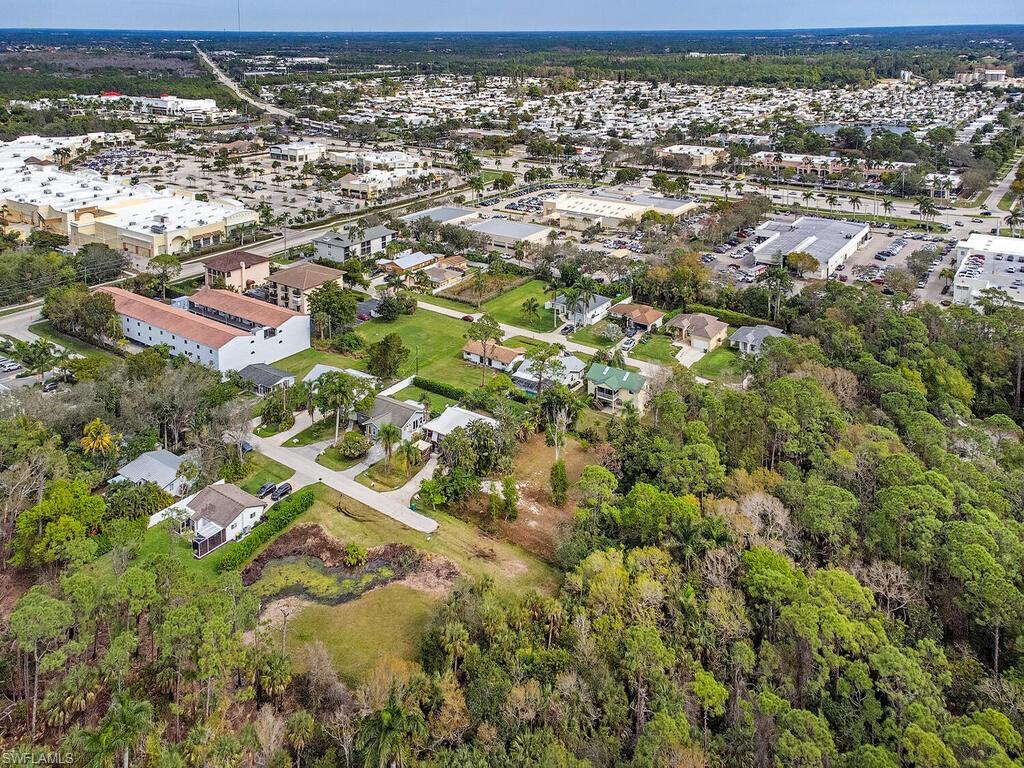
[686,303,780,330]
[215,487,316,573]
[413,376,469,401]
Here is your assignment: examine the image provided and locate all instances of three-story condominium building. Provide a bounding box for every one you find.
[98,286,310,373]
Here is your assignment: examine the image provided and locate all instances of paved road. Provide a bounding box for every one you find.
[194,44,294,119]
[250,414,439,534]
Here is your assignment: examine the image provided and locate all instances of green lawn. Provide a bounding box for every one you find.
[316,446,364,471]
[630,334,679,365]
[482,280,556,333]
[355,456,420,491]
[691,346,743,382]
[391,384,456,414]
[286,584,438,685]
[275,311,497,390]
[134,521,233,580]
[238,452,294,495]
[286,416,339,447]
[569,323,613,349]
[28,321,120,362]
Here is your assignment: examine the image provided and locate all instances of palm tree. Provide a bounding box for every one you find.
[720,180,731,201]
[14,338,57,383]
[399,440,420,480]
[469,175,485,201]
[939,266,956,288]
[99,693,153,768]
[825,194,839,213]
[316,372,357,445]
[80,418,117,457]
[355,686,426,768]
[469,266,488,308]
[1006,208,1024,236]
[377,423,402,470]
[520,296,541,323]
[882,199,895,218]
[801,190,814,209]
[286,710,315,768]
[848,195,862,215]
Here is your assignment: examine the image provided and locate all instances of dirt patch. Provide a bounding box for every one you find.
[400,554,461,598]
[242,523,418,586]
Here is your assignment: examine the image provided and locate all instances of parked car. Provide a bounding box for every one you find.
[257,482,277,499]
[461,315,474,322]
[41,380,59,393]
[559,324,575,335]
[270,483,292,501]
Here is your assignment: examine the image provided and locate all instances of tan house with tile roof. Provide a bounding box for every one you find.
[665,312,729,352]
[609,302,666,332]
[462,340,527,372]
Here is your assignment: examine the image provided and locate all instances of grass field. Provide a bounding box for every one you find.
[286,416,339,447]
[286,584,438,685]
[356,456,419,491]
[28,321,120,362]
[482,280,556,333]
[390,385,456,414]
[691,346,742,382]
[239,452,294,495]
[316,446,364,471]
[569,323,613,349]
[275,311,494,390]
[630,334,679,365]
[414,292,476,313]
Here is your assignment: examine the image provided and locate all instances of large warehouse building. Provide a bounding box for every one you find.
[543,186,700,229]
[952,234,1024,309]
[751,216,870,279]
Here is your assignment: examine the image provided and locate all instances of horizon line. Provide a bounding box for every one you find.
[2,22,1023,35]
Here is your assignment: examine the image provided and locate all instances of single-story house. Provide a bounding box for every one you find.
[547,293,614,327]
[665,312,729,352]
[237,363,295,394]
[422,406,498,447]
[173,481,267,558]
[357,394,428,442]
[461,340,527,372]
[110,449,191,496]
[302,364,377,389]
[586,364,648,413]
[512,352,586,395]
[729,325,787,356]
[421,265,465,291]
[608,302,666,332]
[377,250,438,276]
[437,255,468,272]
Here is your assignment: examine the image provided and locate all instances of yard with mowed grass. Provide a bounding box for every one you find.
[274,311,498,390]
[630,334,679,365]
[414,292,476,313]
[356,456,420,491]
[482,280,557,333]
[569,322,614,348]
[285,584,438,685]
[28,321,120,362]
[238,452,294,495]
[390,384,456,414]
[285,415,340,446]
[316,446,365,471]
[691,345,743,383]
[301,484,557,594]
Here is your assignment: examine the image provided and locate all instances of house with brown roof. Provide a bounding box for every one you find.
[203,250,272,291]
[265,262,344,313]
[162,480,268,558]
[609,302,666,332]
[665,312,729,352]
[98,286,310,373]
[462,340,527,372]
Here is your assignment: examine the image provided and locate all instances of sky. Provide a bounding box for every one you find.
[5,0,1024,32]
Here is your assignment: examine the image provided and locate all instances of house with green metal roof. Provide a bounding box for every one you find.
[586,363,648,413]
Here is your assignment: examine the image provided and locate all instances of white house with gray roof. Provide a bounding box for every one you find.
[547,293,614,327]
[314,224,398,263]
[110,449,191,496]
[357,394,428,441]
[729,325,787,356]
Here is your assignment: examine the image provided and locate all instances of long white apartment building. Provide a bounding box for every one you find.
[953,234,1024,309]
[98,286,310,373]
[0,134,257,262]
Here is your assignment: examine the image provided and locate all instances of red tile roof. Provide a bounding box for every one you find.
[191,287,300,327]
[98,287,246,349]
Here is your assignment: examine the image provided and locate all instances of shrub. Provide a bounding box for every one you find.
[338,430,370,459]
[550,460,568,506]
[342,542,368,568]
[215,487,316,572]
[600,322,624,341]
[413,376,468,401]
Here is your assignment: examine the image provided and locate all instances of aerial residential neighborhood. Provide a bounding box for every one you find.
[0,11,1023,768]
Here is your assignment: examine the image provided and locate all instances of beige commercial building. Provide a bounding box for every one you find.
[265,262,345,313]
